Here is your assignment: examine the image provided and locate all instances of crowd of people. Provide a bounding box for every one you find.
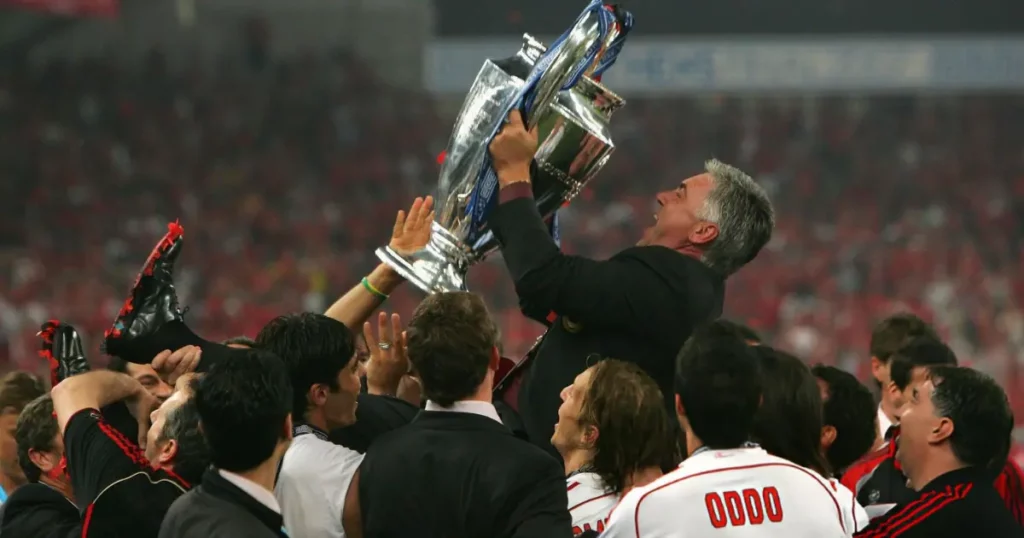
[0,46,1021,537]
[1,56,1023,409]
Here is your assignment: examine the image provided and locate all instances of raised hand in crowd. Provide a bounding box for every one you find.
[324,195,434,331]
[150,346,202,387]
[388,195,435,256]
[364,307,419,405]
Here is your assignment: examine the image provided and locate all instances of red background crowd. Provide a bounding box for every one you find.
[1,52,1023,420]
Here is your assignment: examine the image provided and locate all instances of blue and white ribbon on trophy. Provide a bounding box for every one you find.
[464,0,634,251]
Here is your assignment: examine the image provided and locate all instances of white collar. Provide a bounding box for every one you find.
[877,405,894,439]
[424,400,503,424]
[218,469,281,514]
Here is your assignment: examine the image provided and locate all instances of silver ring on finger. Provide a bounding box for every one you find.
[378,342,392,351]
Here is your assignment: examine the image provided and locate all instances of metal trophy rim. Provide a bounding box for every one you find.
[374,223,472,293]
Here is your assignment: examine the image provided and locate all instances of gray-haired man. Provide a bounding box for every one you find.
[487,109,775,456]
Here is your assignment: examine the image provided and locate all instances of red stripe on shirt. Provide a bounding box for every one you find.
[569,492,616,512]
[631,461,846,538]
[81,503,95,538]
[841,445,892,495]
[858,484,971,537]
[567,481,580,492]
[95,416,191,489]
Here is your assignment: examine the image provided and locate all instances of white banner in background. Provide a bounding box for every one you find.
[424,37,1024,94]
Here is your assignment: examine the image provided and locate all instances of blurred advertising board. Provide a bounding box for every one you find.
[425,38,1024,94]
[0,0,118,17]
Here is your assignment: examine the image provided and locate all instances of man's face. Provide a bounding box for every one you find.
[892,366,931,415]
[895,379,945,490]
[125,363,174,403]
[324,354,363,430]
[0,409,25,485]
[144,387,191,467]
[551,368,594,454]
[638,173,716,249]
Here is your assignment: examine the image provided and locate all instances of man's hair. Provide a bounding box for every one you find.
[697,159,774,276]
[579,359,676,494]
[812,365,877,472]
[222,336,256,348]
[751,347,831,477]
[869,313,938,364]
[708,319,761,343]
[675,323,762,448]
[928,366,1013,471]
[157,378,209,485]
[256,313,354,422]
[106,356,129,374]
[406,292,499,407]
[15,395,58,483]
[0,372,45,413]
[194,349,292,473]
[889,337,958,392]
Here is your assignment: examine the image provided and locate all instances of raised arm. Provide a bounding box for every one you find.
[50,370,154,438]
[324,196,434,330]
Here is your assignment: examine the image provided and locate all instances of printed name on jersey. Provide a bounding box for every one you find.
[704,487,784,528]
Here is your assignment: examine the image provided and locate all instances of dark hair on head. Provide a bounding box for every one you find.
[870,313,938,365]
[579,359,676,494]
[222,336,256,348]
[194,349,292,473]
[708,319,761,344]
[674,323,762,449]
[751,347,831,477]
[15,395,58,483]
[256,313,354,422]
[158,377,209,485]
[107,356,129,374]
[889,337,957,392]
[0,372,45,413]
[812,364,877,473]
[928,366,1013,472]
[406,292,499,407]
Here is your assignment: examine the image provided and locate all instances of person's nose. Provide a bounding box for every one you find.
[655,191,670,206]
[559,386,570,402]
[154,383,173,402]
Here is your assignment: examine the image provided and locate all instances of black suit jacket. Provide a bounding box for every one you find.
[358,410,572,538]
[159,468,286,538]
[0,483,79,538]
[489,196,725,453]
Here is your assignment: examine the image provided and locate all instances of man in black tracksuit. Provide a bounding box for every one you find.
[487,110,775,455]
[854,367,1022,537]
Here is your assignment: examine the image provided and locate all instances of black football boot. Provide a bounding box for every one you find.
[38,320,91,387]
[102,221,186,362]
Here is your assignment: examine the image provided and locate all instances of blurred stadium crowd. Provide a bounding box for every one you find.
[1,51,1023,413]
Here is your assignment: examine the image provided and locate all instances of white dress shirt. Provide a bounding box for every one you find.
[219,469,281,514]
[877,405,894,441]
[424,400,503,424]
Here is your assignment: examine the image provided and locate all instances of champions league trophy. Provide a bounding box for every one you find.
[376,1,633,293]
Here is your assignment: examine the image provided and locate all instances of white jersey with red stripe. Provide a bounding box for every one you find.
[602,446,856,538]
[566,471,619,535]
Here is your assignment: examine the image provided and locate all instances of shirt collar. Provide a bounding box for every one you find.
[218,469,281,514]
[424,400,503,424]
[877,405,895,440]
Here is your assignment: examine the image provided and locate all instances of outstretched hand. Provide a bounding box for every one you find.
[363,312,410,397]
[389,196,434,257]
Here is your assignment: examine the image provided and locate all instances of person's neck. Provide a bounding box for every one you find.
[685,428,705,458]
[674,244,703,259]
[561,448,594,476]
[624,466,663,491]
[908,451,966,492]
[301,408,329,432]
[231,445,287,494]
[0,471,23,495]
[39,475,73,502]
[879,397,900,426]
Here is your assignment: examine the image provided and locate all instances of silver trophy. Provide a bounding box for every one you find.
[376,9,626,293]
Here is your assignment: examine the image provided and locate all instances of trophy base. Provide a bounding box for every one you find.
[374,223,471,294]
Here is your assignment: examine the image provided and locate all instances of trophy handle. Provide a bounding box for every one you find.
[525,7,605,131]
